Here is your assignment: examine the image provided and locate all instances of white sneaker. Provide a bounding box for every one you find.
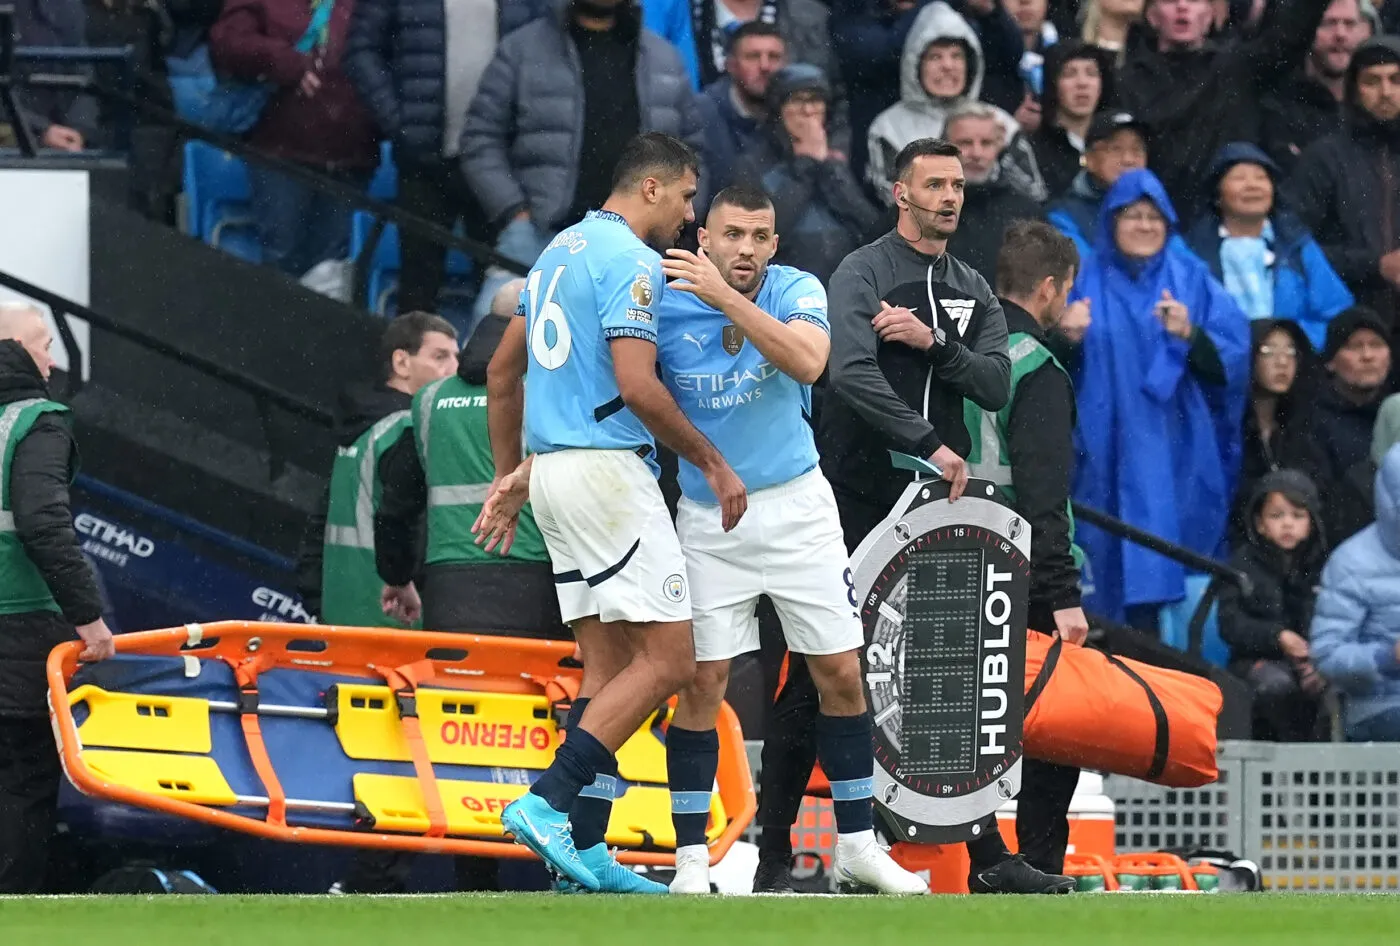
[670,844,712,894]
[833,831,929,895]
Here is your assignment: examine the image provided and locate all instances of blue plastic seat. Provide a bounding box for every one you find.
[367,141,398,201]
[350,210,476,316]
[182,141,261,264]
[1158,572,1230,667]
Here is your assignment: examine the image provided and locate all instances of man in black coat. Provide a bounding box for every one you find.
[343,0,550,312]
[944,102,1042,285]
[1116,0,1329,218]
[0,303,114,894]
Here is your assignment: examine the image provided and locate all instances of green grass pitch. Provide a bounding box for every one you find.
[2,894,1398,946]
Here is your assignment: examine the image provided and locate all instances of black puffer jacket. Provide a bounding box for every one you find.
[342,0,549,159]
[1218,469,1326,670]
[1288,36,1400,327]
[0,340,103,715]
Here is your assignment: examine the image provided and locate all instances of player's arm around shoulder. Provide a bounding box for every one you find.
[605,250,749,531]
[661,251,830,384]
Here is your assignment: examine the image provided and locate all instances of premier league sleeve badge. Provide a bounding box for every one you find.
[847,454,1032,844]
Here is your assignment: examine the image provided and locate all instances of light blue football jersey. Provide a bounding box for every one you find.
[657,264,829,503]
[518,210,665,459]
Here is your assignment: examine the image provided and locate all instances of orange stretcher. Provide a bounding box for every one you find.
[47,621,755,867]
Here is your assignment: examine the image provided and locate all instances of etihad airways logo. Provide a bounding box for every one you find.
[671,362,781,409]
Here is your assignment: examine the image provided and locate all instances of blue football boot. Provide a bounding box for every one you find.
[500,794,599,891]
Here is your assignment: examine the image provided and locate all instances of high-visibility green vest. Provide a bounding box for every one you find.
[413,375,547,566]
[0,398,72,615]
[321,409,416,628]
[963,332,1084,567]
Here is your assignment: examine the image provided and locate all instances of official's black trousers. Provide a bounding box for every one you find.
[0,716,61,893]
[755,484,1079,874]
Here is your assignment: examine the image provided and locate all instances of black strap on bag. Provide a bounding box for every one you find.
[1105,655,1171,781]
[1023,632,1171,782]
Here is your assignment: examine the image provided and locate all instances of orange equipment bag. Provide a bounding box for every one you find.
[1022,631,1221,787]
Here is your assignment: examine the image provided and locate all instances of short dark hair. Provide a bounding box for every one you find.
[726,20,783,55]
[381,310,457,376]
[708,184,774,218]
[611,133,700,192]
[995,220,1080,298]
[893,137,962,183]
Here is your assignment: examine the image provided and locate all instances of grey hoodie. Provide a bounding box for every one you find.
[864,2,1044,204]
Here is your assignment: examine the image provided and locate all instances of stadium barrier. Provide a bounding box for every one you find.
[1107,740,1400,891]
[48,621,756,867]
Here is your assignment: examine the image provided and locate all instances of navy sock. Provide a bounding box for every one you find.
[816,712,874,834]
[666,726,719,849]
[570,753,617,851]
[530,725,609,814]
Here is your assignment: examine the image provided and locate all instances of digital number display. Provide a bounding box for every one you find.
[900,548,984,777]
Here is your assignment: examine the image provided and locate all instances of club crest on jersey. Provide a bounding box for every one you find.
[663,573,687,602]
[630,272,654,308]
[722,324,744,355]
[942,299,976,336]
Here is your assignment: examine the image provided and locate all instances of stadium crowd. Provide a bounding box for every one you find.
[16,0,1400,744]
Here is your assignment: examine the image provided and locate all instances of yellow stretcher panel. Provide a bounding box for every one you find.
[352,774,726,849]
[84,750,238,806]
[71,684,213,755]
[334,685,672,786]
[333,684,562,769]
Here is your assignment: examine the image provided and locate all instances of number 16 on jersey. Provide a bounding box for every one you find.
[525,264,571,370]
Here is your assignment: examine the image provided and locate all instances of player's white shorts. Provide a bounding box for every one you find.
[530,448,691,626]
[675,467,863,663]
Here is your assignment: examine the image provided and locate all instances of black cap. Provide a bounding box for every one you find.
[1086,111,1149,149]
[1322,306,1390,363]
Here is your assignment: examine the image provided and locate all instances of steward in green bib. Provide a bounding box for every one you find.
[375,309,567,640]
[961,220,1086,879]
[297,312,459,627]
[0,305,115,894]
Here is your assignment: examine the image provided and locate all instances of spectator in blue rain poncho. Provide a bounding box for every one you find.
[1064,169,1251,627]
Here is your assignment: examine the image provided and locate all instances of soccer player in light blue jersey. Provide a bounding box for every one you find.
[655,188,929,895]
[657,186,927,895]
[477,134,748,893]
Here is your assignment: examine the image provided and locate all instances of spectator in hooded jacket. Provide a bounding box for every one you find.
[1219,469,1328,742]
[1045,110,1148,256]
[460,0,704,324]
[1262,0,1369,175]
[1326,392,1400,548]
[1184,143,1353,353]
[211,0,380,278]
[733,65,880,282]
[1115,0,1330,220]
[1311,443,1400,742]
[832,0,1023,181]
[1065,169,1250,627]
[695,21,788,192]
[867,2,1046,203]
[1290,36,1400,330]
[1230,319,1325,542]
[343,0,550,313]
[1028,41,1115,199]
[1309,307,1394,513]
[944,103,1042,283]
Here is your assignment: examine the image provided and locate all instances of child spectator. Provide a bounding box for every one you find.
[1311,443,1400,742]
[1231,319,1324,542]
[1219,470,1329,742]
